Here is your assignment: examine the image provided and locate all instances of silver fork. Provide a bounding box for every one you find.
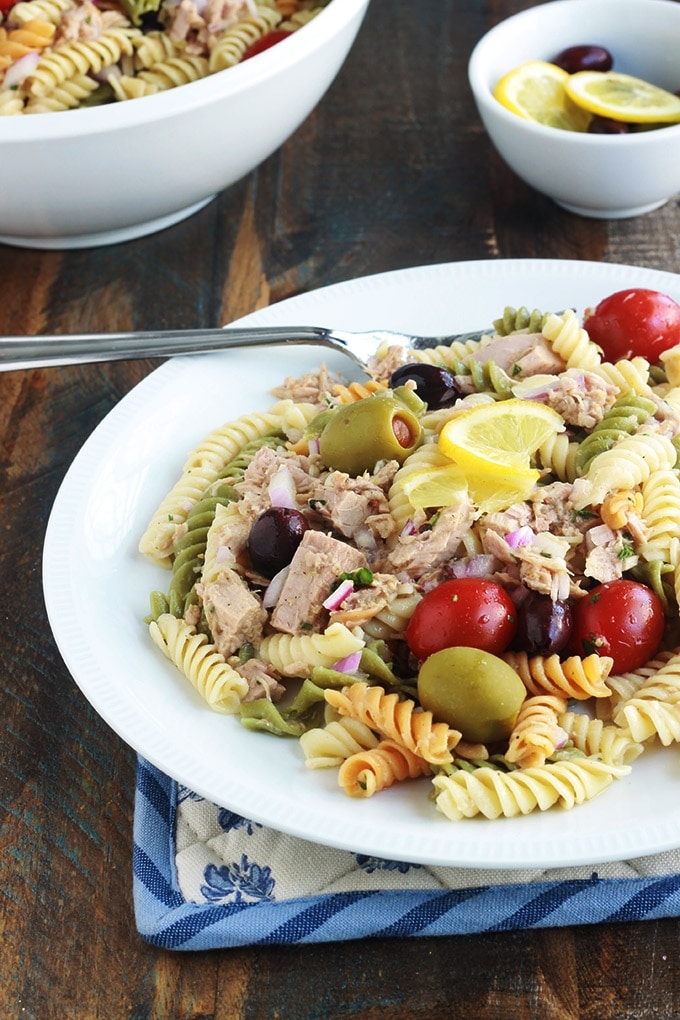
[0,323,488,372]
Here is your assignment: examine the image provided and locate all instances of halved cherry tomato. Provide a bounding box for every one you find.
[0,0,14,12]
[406,578,517,661]
[583,288,680,362]
[568,579,665,674]
[242,30,292,61]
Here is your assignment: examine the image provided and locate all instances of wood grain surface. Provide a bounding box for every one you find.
[2,1,680,1017]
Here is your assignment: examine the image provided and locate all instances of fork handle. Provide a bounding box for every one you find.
[0,325,336,371]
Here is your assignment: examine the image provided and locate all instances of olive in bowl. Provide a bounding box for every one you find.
[468,0,680,218]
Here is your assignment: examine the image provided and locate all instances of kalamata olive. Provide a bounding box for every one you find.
[587,115,631,135]
[389,363,461,409]
[417,646,526,744]
[515,592,572,656]
[552,44,613,74]
[248,506,309,577]
[319,394,423,476]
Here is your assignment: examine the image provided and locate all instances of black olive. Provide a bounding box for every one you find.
[587,115,631,135]
[389,363,460,409]
[552,44,613,74]
[515,591,572,657]
[247,507,309,577]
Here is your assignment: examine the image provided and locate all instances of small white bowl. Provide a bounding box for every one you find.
[0,0,370,249]
[468,0,680,219]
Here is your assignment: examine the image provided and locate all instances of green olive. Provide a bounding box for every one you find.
[417,646,526,744]
[319,394,423,476]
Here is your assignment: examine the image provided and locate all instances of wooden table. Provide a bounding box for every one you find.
[2,0,680,1016]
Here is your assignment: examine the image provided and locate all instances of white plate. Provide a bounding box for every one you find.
[43,258,680,869]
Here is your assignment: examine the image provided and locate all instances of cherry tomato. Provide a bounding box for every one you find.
[568,579,665,674]
[583,288,680,362]
[406,578,517,661]
[242,30,292,60]
[0,0,13,12]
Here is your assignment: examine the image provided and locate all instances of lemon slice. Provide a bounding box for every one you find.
[468,470,541,515]
[565,71,680,124]
[438,399,564,477]
[400,464,469,510]
[493,61,591,131]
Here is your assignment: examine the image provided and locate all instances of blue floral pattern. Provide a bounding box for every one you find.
[217,808,262,835]
[355,854,421,875]
[200,854,276,903]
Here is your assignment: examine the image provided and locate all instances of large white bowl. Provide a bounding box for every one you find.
[0,0,370,249]
[468,0,680,219]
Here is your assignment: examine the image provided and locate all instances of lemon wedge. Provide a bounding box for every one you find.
[565,71,680,124]
[438,399,564,477]
[493,61,591,130]
[400,464,469,510]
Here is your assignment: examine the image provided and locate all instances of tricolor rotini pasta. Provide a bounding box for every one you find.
[0,0,332,114]
[139,287,680,823]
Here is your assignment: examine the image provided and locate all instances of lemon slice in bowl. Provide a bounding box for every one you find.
[565,71,680,124]
[493,61,591,130]
[439,399,564,477]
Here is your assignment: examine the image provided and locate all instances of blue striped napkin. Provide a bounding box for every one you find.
[133,756,680,949]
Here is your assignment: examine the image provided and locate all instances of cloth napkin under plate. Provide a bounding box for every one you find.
[133,756,680,949]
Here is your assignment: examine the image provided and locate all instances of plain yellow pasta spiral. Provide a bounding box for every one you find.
[300,717,379,769]
[558,711,643,766]
[26,26,141,96]
[112,54,209,99]
[24,72,99,113]
[613,652,680,743]
[542,309,602,371]
[502,651,613,700]
[149,613,248,712]
[432,759,630,820]
[209,4,281,73]
[578,432,677,509]
[324,682,461,766]
[259,623,365,678]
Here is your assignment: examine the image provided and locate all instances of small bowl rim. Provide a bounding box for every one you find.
[0,0,370,140]
[468,0,680,146]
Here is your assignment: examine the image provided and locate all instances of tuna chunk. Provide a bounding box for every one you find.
[200,568,268,658]
[383,498,475,581]
[270,529,368,634]
[468,333,566,378]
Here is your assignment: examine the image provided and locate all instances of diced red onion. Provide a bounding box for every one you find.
[323,578,354,611]
[308,437,320,455]
[505,526,535,549]
[449,554,496,578]
[268,465,297,509]
[554,727,569,751]
[4,52,40,88]
[585,524,615,548]
[331,651,362,674]
[262,565,290,608]
[400,518,417,537]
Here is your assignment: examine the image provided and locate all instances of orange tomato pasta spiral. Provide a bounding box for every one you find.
[338,739,433,798]
[324,683,461,766]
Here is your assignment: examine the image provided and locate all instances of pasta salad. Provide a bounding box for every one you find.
[139,289,680,822]
[0,0,329,114]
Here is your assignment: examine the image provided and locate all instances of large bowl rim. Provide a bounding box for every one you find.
[0,0,370,140]
[467,0,680,145]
